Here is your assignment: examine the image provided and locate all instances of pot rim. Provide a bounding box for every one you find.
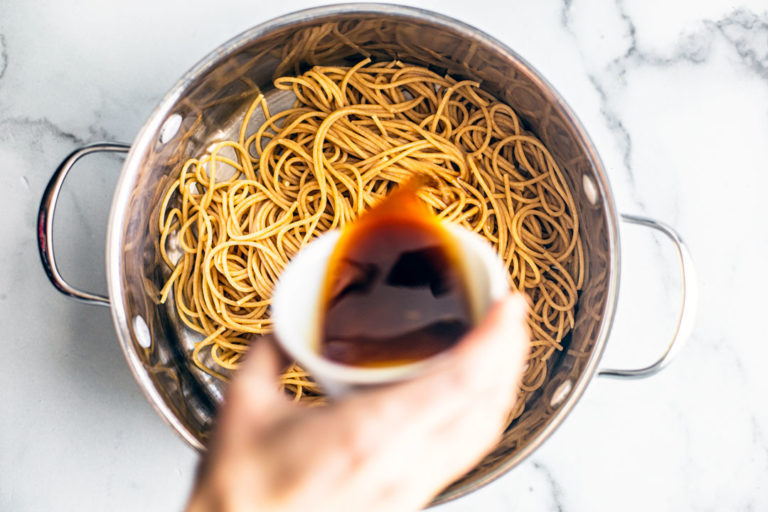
[105,2,620,503]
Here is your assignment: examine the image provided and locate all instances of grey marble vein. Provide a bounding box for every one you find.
[532,462,565,512]
[0,34,7,82]
[715,10,768,80]
[559,0,573,27]
[0,116,85,146]
[566,3,768,218]
[751,417,768,470]
[610,3,768,73]
[0,115,121,148]
[0,116,121,236]
[615,0,637,64]
[561,0,644,208]
[614,0,709,67]
[586,73,639,193]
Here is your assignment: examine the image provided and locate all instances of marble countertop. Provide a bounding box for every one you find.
[1,1,766,510]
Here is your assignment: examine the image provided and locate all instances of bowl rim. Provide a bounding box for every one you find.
[270,224,512,393]
[105,2,620,505]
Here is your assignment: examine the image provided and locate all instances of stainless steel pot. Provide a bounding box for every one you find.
[37,4,697,505]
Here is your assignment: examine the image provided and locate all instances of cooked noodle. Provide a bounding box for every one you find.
[158,59,583,416]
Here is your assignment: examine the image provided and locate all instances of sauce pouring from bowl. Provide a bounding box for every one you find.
[319,179,475,367]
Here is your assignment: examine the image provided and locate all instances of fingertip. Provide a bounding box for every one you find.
[467,291,530,347]
[239,337,282,378]
[447,291,531,382]
[499,292,532,356]
[496,291,530,323]
[223,338,288,418]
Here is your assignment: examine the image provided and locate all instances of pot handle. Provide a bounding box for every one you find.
[597,214,698,379]
[37,143,131,307]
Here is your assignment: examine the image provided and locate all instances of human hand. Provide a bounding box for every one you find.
[187,292,530,512]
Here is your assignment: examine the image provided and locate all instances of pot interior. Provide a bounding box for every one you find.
[112,6,616,504]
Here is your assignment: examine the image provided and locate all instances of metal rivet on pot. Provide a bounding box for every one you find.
[159,114,182,144]
[550,379,572,407]
[582,174,599,205]
[133,315,152,349]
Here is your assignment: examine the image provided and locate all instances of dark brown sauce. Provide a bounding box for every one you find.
[319,181,473,367]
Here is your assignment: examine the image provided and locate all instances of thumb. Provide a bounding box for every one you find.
[447,292,531,397]
[218,338,290,436]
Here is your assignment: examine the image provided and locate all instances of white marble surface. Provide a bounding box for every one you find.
[1,0,766,510]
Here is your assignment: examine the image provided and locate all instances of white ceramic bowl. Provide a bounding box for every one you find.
[271,223,510,396]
